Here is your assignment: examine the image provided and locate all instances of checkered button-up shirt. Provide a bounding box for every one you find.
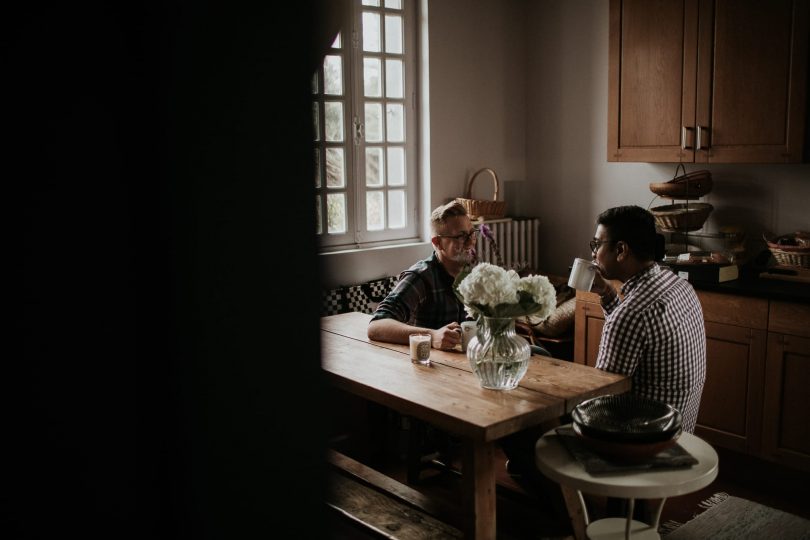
[596,264,706,432]
[371,252,467,329]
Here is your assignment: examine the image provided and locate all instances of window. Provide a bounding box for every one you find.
[313,0,418,250]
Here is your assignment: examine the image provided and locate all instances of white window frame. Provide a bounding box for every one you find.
[313,0,419,251]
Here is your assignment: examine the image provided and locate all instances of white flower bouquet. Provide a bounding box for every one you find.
[454,262,556,322]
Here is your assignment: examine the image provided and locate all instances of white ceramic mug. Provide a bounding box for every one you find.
[568,258,598,291]
[460,320,478,353]
[409,333,432,365]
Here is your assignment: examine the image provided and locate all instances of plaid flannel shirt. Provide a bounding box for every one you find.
[371,252,467,329]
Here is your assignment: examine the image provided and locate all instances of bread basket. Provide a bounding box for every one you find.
[765,231,810,268]
[650,202,713,232]
[455,168,507,220]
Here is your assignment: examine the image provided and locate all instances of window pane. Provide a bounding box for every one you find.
[363,57,382,97]
[311,72,318,94]
[327,193,347,234]
[315,195,322,233]
[362,0,380,6]
[312,103,320,141]
[385,0,401,9]
[365,103,383,142]
[362,12,381,52]
[315,149,321,188]
[387,147,404,185]
[386,103,404,142]
[365,147,384,187]
[385,59,403,98]
[331,32,341,48]
[325,148,345,187]
[323,55,343,95]
[387,190,406,228]
[385,15,403,54]
[324,102,344,142]
[366,191,385,231]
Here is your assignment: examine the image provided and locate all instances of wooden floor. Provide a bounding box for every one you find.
[328,419,810,539]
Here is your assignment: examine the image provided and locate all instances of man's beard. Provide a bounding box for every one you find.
[449,249,474,264]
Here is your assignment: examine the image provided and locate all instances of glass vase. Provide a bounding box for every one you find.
[466,316,531,390]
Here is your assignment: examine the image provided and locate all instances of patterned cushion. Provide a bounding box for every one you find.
[321,288,346,316]
[322,276,399,316]
[362,275,398,302]
[345,284,371,313]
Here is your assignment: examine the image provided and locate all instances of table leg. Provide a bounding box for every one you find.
[462,438,496,539]
[559,486,589,540]
[650,497,667,530]
[626,498,635,539]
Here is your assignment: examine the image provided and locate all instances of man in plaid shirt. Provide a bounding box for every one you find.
[368,200,475,350]
[590,205,706,433]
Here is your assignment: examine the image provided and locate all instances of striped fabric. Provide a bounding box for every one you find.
[596,264,706,433]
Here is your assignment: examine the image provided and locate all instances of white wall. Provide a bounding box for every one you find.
[523,0,810,276]
[321,0,810,288]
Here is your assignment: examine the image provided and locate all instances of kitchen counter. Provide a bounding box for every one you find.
[662,261,810,304]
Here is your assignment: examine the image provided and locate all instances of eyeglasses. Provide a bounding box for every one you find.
[589,239,614,252]
[437,227,479,244]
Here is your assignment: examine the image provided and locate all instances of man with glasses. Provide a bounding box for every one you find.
[587,205,707,523]
[367,201,477,479]
[368,200,476,349]
[589,205,706,434]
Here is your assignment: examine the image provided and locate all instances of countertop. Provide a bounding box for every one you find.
[663,260,810,304]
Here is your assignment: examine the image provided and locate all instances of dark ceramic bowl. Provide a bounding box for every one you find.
[571,394,682,443]
[572,422,681,463]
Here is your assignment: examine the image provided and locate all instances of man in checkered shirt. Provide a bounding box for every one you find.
[590,205,706,433]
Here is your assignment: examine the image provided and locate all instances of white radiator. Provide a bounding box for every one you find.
[473,217,541,272]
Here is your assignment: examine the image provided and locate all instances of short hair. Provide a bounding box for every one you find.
[596,205,664,261]
[430,200,469,235]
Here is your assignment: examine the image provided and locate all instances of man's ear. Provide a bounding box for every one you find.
[615,240,629,261]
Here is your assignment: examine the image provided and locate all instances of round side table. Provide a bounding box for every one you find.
[535,425,719,540]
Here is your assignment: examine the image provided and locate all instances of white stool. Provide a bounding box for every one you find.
[535,424,719,540]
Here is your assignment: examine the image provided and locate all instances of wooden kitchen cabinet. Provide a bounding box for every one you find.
[573,298,604,368]
[574,288,810,470]
[762,301,810,471]
[607,0,810,163]
[693,292,768,454]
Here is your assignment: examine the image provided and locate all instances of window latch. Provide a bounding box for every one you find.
[353,117,364,145]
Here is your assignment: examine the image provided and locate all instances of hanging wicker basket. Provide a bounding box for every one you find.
[649,163,713,199]
[650,202,713,232]
[455,167,507,220]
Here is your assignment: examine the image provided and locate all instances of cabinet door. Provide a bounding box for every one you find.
[762,333,810,471]
[698,0,810,163]
[608,0,809,163]
[608,0,699,162]
[574,301,604,367]
[695,321,766,454]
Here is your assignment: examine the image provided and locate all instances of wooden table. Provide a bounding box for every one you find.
[321,312,630,539]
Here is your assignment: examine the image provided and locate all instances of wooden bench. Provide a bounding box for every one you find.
[326,449,463,539]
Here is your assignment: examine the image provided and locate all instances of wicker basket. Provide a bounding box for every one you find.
[650,202,713,232]
[649,169,713,199]
[765,232,810,269]
[455,167,507,220]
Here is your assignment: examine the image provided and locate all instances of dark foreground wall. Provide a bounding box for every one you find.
[11,2,329,538]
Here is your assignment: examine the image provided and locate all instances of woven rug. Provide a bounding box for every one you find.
[661,492,810,539]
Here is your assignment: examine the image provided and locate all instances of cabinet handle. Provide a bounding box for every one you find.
[681,126,694,150]
[696,125,709,150]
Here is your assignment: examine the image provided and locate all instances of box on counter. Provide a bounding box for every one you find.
[667,262,739,283]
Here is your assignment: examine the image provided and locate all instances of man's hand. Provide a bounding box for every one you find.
[432,322,462,350]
